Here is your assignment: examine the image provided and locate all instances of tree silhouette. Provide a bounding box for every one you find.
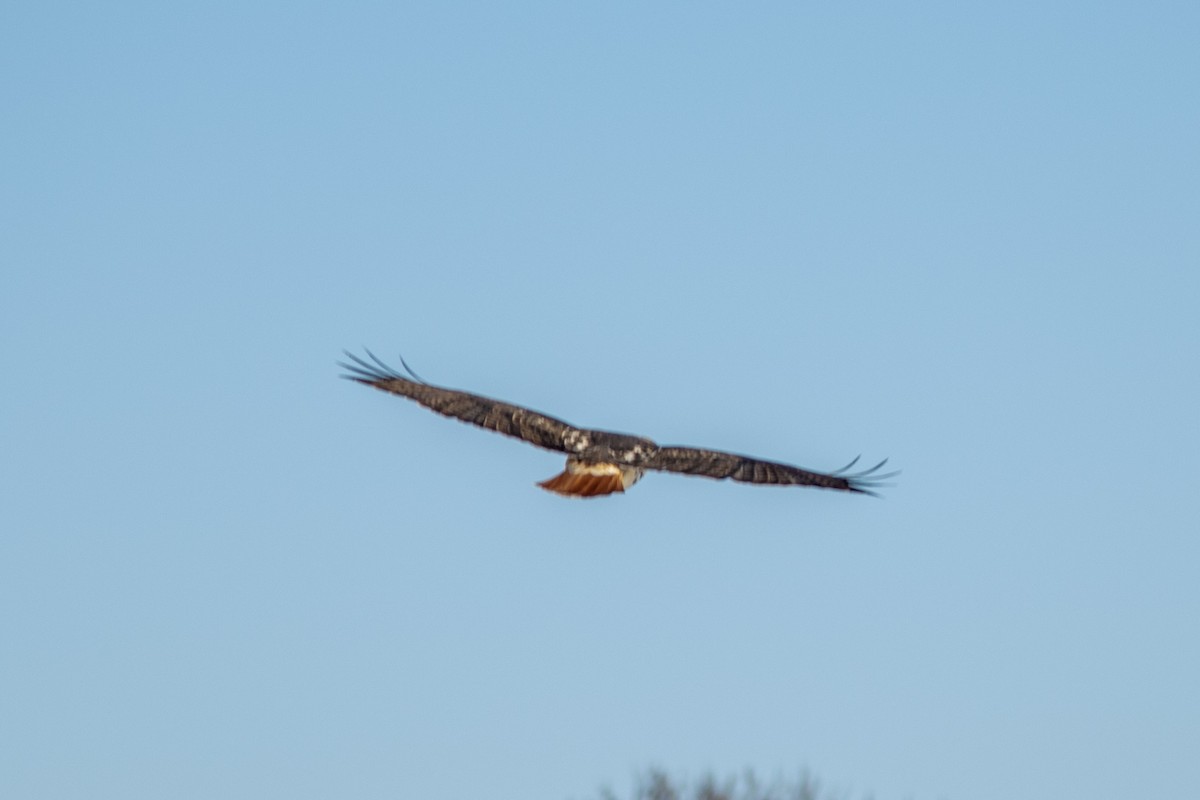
[592,768,869,800]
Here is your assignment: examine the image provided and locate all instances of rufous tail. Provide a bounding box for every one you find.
[537,470,626,498]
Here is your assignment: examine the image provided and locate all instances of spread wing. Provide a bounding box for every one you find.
[641,448,894,495]
[339,350,577,453]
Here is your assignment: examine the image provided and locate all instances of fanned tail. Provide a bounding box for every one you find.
[538,470,627,498]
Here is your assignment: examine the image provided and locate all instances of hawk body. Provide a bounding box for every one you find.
[340,350,894,498]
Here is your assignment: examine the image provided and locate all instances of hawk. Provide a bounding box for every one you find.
[340,350,895,498]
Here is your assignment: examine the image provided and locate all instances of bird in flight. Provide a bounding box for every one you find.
[339,350,895,498]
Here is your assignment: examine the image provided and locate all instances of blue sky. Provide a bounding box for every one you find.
[3,2,1198,798]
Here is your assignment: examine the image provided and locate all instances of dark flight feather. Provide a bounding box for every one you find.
[641,448,895,495]
[339,350,577,454]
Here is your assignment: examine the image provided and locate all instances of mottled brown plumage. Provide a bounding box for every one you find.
[339,350,895,498]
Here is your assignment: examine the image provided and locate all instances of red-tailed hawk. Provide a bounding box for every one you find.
[340,350,895,498]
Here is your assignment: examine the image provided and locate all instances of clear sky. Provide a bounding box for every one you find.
[3,2,1198,799]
